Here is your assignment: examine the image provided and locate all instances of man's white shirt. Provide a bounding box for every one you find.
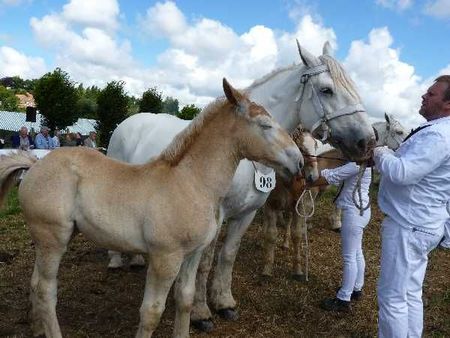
[374,116,450,231]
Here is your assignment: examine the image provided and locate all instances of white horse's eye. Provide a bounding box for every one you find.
[396,130,404,135]
[261,124,273,130]
[320,87,333,95]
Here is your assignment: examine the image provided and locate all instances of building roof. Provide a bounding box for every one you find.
[0,111,97,135]
[15,93,35,108]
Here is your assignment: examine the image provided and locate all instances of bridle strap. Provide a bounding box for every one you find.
[298,63,366,142]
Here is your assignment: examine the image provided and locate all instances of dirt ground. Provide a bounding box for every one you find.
[0,189,449,338]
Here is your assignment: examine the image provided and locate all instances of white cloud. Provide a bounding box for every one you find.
[0,46,47,79]
[344,27,426,129]
[376,0,413,10]
[62,0,119,31]
[424,0,450,19]
[139,1,187,37]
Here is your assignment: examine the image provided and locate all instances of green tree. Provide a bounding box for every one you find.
[177,104,201,120]
[75,84,100,119]
[0,85,20,111]
[139,87,162,113]
[162,96,179,115]
[34,68,78,131]
[96,80,129,148]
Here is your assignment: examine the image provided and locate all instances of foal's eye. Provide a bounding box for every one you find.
[320,87,333,95]
[260,124,273,130]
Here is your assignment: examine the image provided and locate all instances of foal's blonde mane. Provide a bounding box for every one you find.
[158,97,232,166]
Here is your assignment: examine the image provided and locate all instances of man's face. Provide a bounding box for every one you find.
[42,129,49,136]
[90,133,96,140]
[419,82,450,121]
[20,128,27,136]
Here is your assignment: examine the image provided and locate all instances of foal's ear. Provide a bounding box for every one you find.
[223,78,244,107]
[322,41,333,57]
[297,39,316,67]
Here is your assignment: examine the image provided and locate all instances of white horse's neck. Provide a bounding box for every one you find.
[247,65,303,133]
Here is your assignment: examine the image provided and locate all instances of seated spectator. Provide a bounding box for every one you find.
[84,131,97,148]
[52,129,61,148]
[34,126,55,149]
[11,126,34,150]
[62,133,77,147]
[75,132,83,146]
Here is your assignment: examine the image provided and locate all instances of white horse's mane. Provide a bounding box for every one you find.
[246,56,360,101]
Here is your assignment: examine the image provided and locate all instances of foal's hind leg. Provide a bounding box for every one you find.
[29,221,73,338]
[262,207,278,277]
[291,213,306,281]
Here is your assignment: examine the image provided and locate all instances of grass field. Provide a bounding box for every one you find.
[0,186,449,337]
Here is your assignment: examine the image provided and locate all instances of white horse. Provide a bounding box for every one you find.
[0,79,302,338]
[107,41,376,331]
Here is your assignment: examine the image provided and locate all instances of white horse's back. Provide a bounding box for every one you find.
[108,113,190,164]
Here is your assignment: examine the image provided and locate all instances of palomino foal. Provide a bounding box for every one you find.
[0,79,302,338]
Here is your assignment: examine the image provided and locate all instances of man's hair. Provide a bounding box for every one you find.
[435,75,450,102]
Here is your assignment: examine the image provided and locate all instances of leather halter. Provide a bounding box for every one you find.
[297,63,366,141]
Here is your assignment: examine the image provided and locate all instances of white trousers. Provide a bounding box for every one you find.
[377,217,443,338]
[336,208,371,302]
[440,220,450,248]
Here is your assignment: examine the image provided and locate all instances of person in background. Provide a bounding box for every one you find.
[34,126,55,149]
[75,132,83,146]
[11,126,34,150]
[83,131,97,148]
[52,129,61,148]
[309,162,371,313]
[373,75,450,338]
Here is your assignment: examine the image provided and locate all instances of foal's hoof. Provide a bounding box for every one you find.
[191,319,214,332]
[292,273,307,282]
[217,308,239,321]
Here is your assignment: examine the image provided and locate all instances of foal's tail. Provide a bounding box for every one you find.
[0,151,38,209]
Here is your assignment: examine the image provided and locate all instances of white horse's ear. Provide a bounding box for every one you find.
[384,112,391,124]
[296,39,316,67]
[322,41,333,56]
[223,78,244,107]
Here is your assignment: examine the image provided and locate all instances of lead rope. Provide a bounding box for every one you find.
[294,188,315,282]
[352,163,370,216]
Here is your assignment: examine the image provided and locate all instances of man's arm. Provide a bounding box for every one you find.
[374,131,448,185]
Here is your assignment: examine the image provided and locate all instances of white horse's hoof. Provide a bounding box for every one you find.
[107,255,124,269]
[129,254,146,267]
[217,308,239,321]
[191,319,214,332]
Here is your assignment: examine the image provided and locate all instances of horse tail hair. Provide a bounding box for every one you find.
[0,151,37,209]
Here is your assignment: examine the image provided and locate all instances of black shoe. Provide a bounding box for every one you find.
[351,290,362,301]
[320,297,351,312]
[335,287,363,302]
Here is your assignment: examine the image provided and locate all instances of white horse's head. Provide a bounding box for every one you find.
[294,41,376,161]
[372,113,407,150]
[223,78,303,178]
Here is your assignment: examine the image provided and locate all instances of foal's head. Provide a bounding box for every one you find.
[292,127,320,183]
[223,78,303,177]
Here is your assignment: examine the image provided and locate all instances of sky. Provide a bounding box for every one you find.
[1,0,450,129]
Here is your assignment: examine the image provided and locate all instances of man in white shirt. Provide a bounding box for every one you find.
[373,75,450,338]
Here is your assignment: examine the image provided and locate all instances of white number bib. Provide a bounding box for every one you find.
[254,169,276,193]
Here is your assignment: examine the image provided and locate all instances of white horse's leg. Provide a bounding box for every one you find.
[190,230,220,332]
[330,205,342,232]
[136,253,182,338]
[130,254,146,267]
[282,211,292,249]
[210,210,257,320]
[173,249,204,338]
[262,207,278,277]
[291,213,306,281]
[29,222,73,338]
[107,250,125,269]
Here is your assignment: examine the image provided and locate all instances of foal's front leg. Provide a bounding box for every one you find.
[262,207,278,277]
[173,249,204,338]
[136,253,183,338]
[291,213,306,281]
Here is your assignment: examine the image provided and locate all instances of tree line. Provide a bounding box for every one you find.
[0,69,201,147]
